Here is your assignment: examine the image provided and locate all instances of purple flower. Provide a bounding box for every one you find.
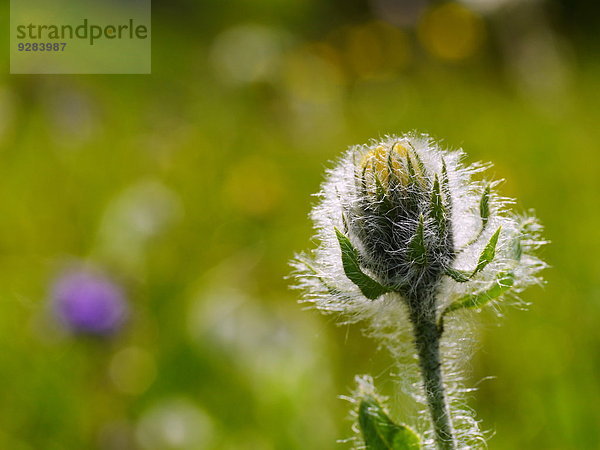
[52,269,129,336]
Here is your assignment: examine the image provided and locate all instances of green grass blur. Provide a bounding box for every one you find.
[0,1,599,448]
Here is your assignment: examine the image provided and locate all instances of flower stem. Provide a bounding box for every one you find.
[410,305,455,450]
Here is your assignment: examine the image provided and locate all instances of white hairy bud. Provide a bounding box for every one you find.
[291,133,547,449]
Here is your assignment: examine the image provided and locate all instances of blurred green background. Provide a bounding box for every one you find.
[1,0,599,448]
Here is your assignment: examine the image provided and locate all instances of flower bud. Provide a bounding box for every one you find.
[351,139,454,297]
[52,268,129,336]
[293,133,545,313]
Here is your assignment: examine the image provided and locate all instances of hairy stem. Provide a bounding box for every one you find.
[410,305,455,450]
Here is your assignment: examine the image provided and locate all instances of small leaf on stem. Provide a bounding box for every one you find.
[473,227,501,274]
[442,271,515,316]
[359,396,421,450]
[445,227,502,282]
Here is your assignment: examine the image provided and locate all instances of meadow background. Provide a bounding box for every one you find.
[0,0,599,448]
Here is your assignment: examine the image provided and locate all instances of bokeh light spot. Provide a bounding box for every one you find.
[135,398,213,449]
[344,21,411,79]
[210,24,287,86]
[281,47,344,103]
[418,3,485,61]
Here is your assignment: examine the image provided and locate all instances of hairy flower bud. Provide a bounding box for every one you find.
[293,133,545,315]
[351,141,455,298]
[291,132,546,450]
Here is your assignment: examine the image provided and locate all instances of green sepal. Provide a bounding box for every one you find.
[440,159,454,215]
[405,155,416,186]
[430,175,446,233]
[473,227,501,274]
[512,236,523,261]
[442,271,515,316]
[465,184,492,246]
[374,174,392,210]
[411,149,427,174]
[408,215,427,266]
[441,158,449,181]
[479,184,491,228]
[359,396,421,450]
[335,228,390,300]
[405,150,426,190]
[387,147,400,189]
[341,213,349,234]
[511,218,537,261]
[360,164,370,197]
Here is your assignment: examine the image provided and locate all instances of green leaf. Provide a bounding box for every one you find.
[408,215,427,265]
[359,396,421,450]
[445,227,502,282]
[335,228,390,300]
[430,175,446,233]
[443,271,515,316]
[474,227,501,274]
